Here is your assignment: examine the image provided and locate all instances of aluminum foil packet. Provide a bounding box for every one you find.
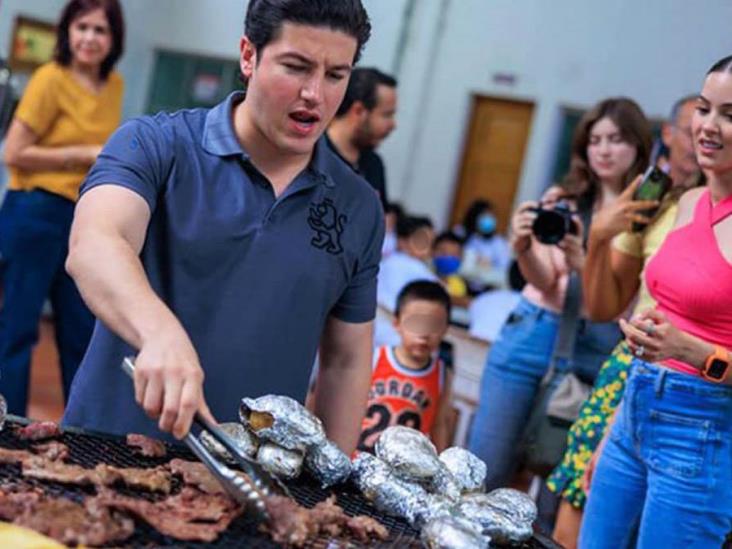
[484,488,537,525]
[305,440,352,488]
[256,442,304,479]
[428,466,462,502]
[0,394,6,432]
[351,452,427,525]
[458,492,534,544]
[439,447,487,493]
[200,422,258,464]
[239,395,325,451]
[421,515,490,549]
[374,426,441,482]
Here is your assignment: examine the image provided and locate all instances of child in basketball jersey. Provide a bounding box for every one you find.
[357,280,454,453]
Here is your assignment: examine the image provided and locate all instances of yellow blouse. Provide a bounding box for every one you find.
[612,202,678,316]
[8,62,123,201]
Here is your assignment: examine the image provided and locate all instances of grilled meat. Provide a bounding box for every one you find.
[16,421,61,441]
[32,441,70,461]
[127,433,167,458]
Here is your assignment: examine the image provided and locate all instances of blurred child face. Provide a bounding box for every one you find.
[401,227,435,261]
[394,299,449,364]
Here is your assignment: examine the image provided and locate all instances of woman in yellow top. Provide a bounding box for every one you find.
[0,0,125,415]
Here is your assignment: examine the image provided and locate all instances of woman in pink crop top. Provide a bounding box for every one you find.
[579,56,732,549]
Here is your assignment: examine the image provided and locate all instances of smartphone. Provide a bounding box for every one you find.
[631,166,672,231]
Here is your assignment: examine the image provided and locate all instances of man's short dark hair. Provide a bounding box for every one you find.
[54,0,125,80]
[396,215,432,239]
[245,0,371,63]
[335,67,397,117]
[433,231,464,249]
[669,94,697,125]
[395,280,451,319]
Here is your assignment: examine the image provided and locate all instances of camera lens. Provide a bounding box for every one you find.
[532,210,568,244]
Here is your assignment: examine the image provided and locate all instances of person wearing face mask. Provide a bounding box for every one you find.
[467,98,652,496]
[458,200,512,291]
[432,231,470,307]
[0,0,125,416]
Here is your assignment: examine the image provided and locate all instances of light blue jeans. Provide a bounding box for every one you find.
[580,360,732,549]
[467,297,620,490]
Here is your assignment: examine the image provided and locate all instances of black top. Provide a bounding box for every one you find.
[325,133,388,209]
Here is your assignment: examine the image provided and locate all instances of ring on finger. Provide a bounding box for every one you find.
[634,345,645,358]
[645,322,655,336]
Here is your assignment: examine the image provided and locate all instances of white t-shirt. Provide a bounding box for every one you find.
[468,289,522,342]
[377,251,438,312]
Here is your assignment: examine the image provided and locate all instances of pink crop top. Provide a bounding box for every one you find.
[645,189,732,375]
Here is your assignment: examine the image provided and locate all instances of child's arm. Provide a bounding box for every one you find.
[430,369,455,452]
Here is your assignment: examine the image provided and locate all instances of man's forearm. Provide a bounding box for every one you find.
[314,321,373,454]
[67,231,181,349]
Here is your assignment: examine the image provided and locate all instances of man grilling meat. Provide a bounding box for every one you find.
[63,0,382,455]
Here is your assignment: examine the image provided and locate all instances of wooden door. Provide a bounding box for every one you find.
[450,96,535,234]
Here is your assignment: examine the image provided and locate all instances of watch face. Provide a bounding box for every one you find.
[707,358,728,380]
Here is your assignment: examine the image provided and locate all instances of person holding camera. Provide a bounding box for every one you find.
[467,98,652,493]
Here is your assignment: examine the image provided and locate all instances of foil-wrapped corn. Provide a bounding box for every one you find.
[351,452,427,525]
[458,491,535,544]
[239,395,325,451]
[305,440,351,488]
[421,515,490,549]
[439,447,487,493]
[200,422,258,464]
[256,442,304,479]
[374,426,441,482]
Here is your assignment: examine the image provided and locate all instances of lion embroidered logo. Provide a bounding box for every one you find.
[308,198,347,255]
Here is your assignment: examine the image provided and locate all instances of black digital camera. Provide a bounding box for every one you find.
[531,201,578,245]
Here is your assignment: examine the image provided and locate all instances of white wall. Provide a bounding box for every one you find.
[2,0,731,227]
[376,0,732,227]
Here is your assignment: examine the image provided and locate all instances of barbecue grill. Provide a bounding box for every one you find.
[0,418,562,548]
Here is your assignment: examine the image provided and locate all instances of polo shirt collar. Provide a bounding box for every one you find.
[202,91,335,188]
[202,91,248,158]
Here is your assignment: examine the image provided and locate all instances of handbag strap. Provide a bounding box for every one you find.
[549,270,582,374]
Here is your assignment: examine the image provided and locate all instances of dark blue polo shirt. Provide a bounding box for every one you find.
[63,92,384,438]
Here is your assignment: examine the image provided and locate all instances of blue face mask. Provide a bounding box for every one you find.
[477,214,497,236]
[433,255,461,276]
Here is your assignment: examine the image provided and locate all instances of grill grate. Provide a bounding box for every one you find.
[0,419,560,548]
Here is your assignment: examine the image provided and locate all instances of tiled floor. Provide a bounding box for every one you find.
[27,319,65,421]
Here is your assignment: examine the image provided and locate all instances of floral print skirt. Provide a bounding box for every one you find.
[545,341,632,509]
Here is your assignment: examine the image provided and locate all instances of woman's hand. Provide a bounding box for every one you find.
[619,309,713,367]
[557,215,585,271]
[510,201,538,254]
[590,175,658,242]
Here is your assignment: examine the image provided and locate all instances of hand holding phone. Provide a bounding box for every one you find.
[631,166,672,231]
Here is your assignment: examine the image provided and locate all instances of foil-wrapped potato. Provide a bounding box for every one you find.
[256,442,304,479]
[374,426,441,482]
[484,488,537,525]
[428,466,462,502]
[239,395,325,451]
[351,452,427,525]
[439,447,487,493]
[305,440,352,488]
[200,422,258,464]
[458,490,535,544]
[421,515,490,549]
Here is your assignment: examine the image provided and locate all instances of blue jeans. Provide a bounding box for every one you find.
[580,360,732,549]
[0,190,94,415]
[467,297,621,490]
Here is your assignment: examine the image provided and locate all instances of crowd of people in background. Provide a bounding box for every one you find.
[0,0,731,548]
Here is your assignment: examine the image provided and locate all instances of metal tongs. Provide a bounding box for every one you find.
[121,356,293,522]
